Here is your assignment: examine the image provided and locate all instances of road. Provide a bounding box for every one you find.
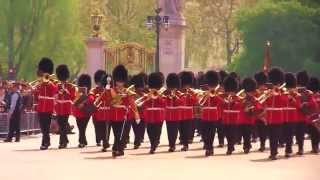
[0,117,319,180]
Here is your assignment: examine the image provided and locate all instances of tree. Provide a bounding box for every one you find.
[229,1,320,76]
[0,0,85,80]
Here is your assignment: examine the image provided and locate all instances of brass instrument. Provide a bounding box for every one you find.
[29,73,58,89]
[94,76,112,108]
[135,87,166,107]
[257,83,286,103]
[236,89,245,98]
[199,85,222,106]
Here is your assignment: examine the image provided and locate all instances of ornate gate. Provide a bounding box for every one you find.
[105,43,155,75]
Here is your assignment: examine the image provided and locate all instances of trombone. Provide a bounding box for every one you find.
[135,87,166,107]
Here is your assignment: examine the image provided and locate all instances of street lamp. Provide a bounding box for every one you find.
[145,8,170,72]
[91,9,104,38]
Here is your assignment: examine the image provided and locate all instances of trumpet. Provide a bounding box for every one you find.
[94,76,112,108]
[257,83,286,103]
[135,87,166,107]
[199,85,222,106]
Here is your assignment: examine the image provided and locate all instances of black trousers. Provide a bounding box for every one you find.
[38,112,52,146]
[307,124,320,151]
[283,122,294,154]
[239,124,252,150]
[57,115,69,145]
[146,122,163,149]
[295,122,305,151]
[132,119,145,146]
[124,120,132,145]
[166,121,179,148]
[95,121,111,148]
[257,120,267,148]
[76,117,90,145]
[224,124,237,151]
[111,121,126,152]
[180,119,193,147]
[7,112,21,140]
[93,120,101,144]
[217,121,225,145]
[268,124,282,156]
[201,121,219,151]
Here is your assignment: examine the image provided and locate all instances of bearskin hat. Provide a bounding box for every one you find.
[296,70,309,87]
[166,73,180,89]
[56,64,70,81]
[180,71,194,87]
[285,72,297,88]
[268,67,284,85]
[223,75,239,92]
[219,70,228,84]
[38,57,54,74]
[205,70,220,87]
[112,64,128,83]
[254,71,268,86]
[130,74,145,89]
[242,78,257,93]
[307,77,320,92]
[148,72,164,89]
[94,70,106,84]
[77,74,92,90]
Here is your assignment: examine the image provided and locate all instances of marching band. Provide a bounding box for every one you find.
[1,57,320,160]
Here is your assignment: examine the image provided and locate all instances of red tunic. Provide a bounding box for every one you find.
[164,90,186,122]
[242,94,264,125]
[221,95,245,125]
[72,95,95,119]
[110,88,136,122]
[297,90,318,123]
[306,92,320,124]
[180,89,198,121]
[91,87,112,121]
[142,97,166,123]
[263,91,288,125]
[34,81,58,113]
[55,82,76,116]
[201,95,224,122]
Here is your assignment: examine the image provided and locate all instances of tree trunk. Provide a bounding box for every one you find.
[7,0,15,79]
[225,25,232,65]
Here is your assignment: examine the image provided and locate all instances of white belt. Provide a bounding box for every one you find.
[179,106,193,109]
[113,105,126,109]
[56,100,72,103]
[99,107,111,110]
[38,96,55,100]
[266,108,282,111]
[147,107,164,111]
[202,107,218,110]
[166,107,180,110]
[223,110,240,113]
[283,107,296,111]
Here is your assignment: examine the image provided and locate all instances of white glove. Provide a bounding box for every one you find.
[135,119,141,124]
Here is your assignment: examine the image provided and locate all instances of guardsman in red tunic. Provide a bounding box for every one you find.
[263,68,288,160]
[55,65,76,149]
[164,73,185,152]
[241,78,263,154]
[200,70,224,156]
[282,73,301,157]
[34,57,58,150]
[217,70,228,147]
[142,72,166,154]
[130,73,148,149]
[110,65,140,157]
[90,70,108,147]
[92,72,113,152]
[73,74,94,148]
[306,77,320,154]
[221,76,244,155]
[254,71,269,152]
[179,71,198,151]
